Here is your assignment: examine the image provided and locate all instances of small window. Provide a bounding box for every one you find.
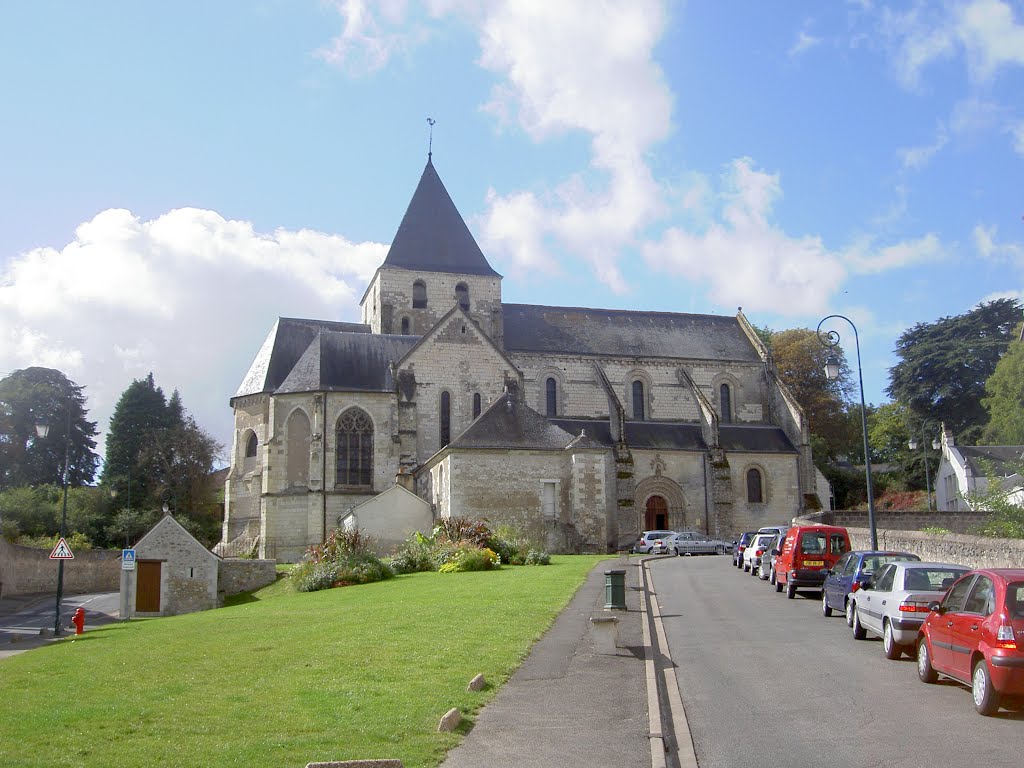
[746,468,763,503]
[542,481,557,519]
[244,433,258,458]
[965,576,995,615]
[874,565,896,592]
[413,280,427,309]
[942,576,975,612]
[829,533,848,555]
[632,380,645,420]
[440,391,451,447]
[720,383,732,423]
[401,317,410,335]
[473,393,481,419]
[455,282,470,311]
[545,377,557,417]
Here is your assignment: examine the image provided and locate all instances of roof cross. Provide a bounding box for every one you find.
[427,117,436,160]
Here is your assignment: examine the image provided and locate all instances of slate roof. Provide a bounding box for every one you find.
[381,159,500,278]
[960,446,1024,477]
[502,304,761,361]
[447,394,579,450]
[275,331,419,394]
[234,317,381,399]
[550,419,797,453]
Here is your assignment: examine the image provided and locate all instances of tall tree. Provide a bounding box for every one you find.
[769,328,857,460]
[0,367,99,490]
[101,373,172,507]
[886,298,1022,443]
[981,329,1024,445]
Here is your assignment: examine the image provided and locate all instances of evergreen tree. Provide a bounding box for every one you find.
[887,298,1022,443]
[0,367,99,490]
[101,373,172,508]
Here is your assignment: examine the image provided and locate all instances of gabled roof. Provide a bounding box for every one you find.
[275,331,419,394]
[960,446,1024,477]
[502,304,761,361]
[448,394,578,450]
[381,159,500,277]
[233,318,371,400]
[396,304,520,374]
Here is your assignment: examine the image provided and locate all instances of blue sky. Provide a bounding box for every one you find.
[2,0,1022,462]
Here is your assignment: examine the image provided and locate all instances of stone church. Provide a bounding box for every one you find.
[223,157,824,561]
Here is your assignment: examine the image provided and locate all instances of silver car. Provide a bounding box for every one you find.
[848,561,970,659]
[667,531,731,556]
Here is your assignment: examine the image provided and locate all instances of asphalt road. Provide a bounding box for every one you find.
[0,591,120,648]
[648,555,1024,768]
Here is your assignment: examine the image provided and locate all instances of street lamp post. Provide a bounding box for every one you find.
[908,423,941,513]
[817,315,878,550]
[35,388,72,637]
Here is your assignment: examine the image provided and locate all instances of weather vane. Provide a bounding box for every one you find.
[427,117,435,160]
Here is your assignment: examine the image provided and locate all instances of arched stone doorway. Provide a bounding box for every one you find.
[645,495,668,530]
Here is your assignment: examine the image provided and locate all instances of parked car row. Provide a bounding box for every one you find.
[632,530,733,557]
[729,523,1024,716]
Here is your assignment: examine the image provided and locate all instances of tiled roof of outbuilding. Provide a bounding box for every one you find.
[381,159,500,278]
[960,446,1024,477]
[448,394,578,450]
[501,304,760,361]
[550,419,797,453]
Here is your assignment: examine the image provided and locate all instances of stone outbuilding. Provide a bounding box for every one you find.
[339,483,434,554]
[121,515,221,618]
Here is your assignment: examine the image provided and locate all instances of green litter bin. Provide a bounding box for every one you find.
[604,569,626,610]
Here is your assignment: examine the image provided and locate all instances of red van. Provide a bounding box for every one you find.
[773,525,850,599]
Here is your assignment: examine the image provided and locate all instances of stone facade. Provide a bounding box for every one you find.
[225,158,821,561]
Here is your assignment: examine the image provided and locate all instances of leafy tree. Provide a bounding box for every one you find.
[887,298,1022,443]
[968,459,1024,539]
[769,328,857,460]
[981,329,1024,445]
[0,367,99,490]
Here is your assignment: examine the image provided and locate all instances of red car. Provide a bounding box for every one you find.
[917,568,1024,715]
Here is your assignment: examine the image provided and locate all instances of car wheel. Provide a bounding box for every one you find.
[786,581,796,599]
[716,544,727,555]
[845,599,855,628]
[917,639,938,683]
[769,567,776,585]
[851,606,866,640]
[973,660,1001,716]
[775,579,783,593]
[822,590,833,617]
[743,562,750,572]
[750,564,758,577]
[883,621,902,660]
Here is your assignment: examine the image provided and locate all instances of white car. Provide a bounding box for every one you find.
[848,561,970,659]
[633,530,676,554]
[743,533,778,575]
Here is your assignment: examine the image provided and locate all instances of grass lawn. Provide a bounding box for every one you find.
[0,555,609,768]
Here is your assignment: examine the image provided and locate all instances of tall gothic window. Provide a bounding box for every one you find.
[400,317,410,335]
[632,380,645,420]
[473,392,482,419]
[440,391,451,447]
[455,282,470,311]
[413,280,427,309]
[545,377,557,417]
[336,409,373,487]
[746,468,763,503]
[245,432,258,458]
[720,383,732,423]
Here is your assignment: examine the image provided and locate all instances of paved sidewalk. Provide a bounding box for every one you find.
[439,558,655,768]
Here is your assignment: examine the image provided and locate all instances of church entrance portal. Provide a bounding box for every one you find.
[645,495,668,530]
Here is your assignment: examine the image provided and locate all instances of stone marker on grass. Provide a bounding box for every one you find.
[467,673,486,691]
[305,760,403,767]
[438,707,462,732]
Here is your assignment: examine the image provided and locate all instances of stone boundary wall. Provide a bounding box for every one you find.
[799,509,991,535]
[793,517,1024,569]
[0,537,121,598]
[218,559,278,596]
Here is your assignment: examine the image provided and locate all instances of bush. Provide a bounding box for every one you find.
[433,517,492,547]
[438,545,500,573]
[387,536,435,574]
[524,549,550,566]
[291,528,392,592]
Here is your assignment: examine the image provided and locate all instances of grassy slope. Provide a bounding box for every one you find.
[0,556,608,768]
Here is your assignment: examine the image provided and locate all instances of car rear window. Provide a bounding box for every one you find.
[904,567,969,591]
[799,532,826,554]
[1007,583,1024,619]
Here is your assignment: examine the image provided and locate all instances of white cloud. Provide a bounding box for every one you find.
[789,30,823,57]
[843,233,947,273]
[0,208,388,461]
[974,223,1024,263]
[898,124,949,169]
[316,0,419,74]
[1011,121,1024,155]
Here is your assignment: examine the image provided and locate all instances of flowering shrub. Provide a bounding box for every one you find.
[291,527,393,592]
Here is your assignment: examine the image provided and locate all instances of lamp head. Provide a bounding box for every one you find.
[824,356,841,381]
[908,437,918,450]
[34,418,50,439]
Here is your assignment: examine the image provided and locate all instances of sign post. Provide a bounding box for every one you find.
[122,549,136,571]
[49,538,74,561]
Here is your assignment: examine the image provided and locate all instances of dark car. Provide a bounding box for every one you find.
[821,550,921,618]
[732,531,758,568]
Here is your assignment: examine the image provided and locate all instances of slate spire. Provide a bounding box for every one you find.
[382,159,500,277]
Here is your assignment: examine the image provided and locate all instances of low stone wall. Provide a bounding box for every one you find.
[799,509,991,535]
[793,517,1024,569]
[218,559,278,596]
[0,537,121,598]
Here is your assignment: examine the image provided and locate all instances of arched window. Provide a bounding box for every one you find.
[244,432,258,458]
[545,377,557,417]
[440,391,451,447]
[400,317,410,335]
[746,468,763,503]
[286,410,311,487]
[632,380,645,421]
[336,409,373,487]
[473,392,481,419]
[455,282,470,311]
[412,280,427,309]
[720,383,732,424]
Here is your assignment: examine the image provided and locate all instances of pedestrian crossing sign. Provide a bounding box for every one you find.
[49,537,75,560]
[122,549,137,570]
